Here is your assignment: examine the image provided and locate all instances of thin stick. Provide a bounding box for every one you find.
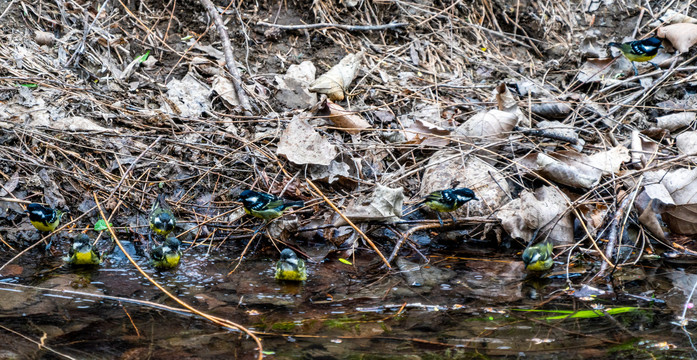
[199,0,253,112]
[257,21,407,31]
[306,179,391,269]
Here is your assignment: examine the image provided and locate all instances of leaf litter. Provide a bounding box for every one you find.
[0,0,696,357]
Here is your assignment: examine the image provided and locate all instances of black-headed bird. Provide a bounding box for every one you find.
[67,234,101,266]
[238,190,304,221]
[25,203,64,233]
[151,236,182,270]
[275,248,307,281]
[149,194,176,237]
[522,238,554,272]
[609,37,663,76]
[421,187,478,225]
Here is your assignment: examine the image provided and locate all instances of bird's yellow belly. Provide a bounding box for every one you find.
[71,251,99,265]
[150,223,172,236]
[624,52,657,62]
[31,219,58,232]
[526,258,553,271]
[424,200,457,212]
[275,269,307,281]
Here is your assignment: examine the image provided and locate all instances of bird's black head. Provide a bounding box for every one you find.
[72,234,92,250]
[280,248,297,261]
[453,188,477,202]
[165,237,181,249]
[238,190,260,207]
[156,212,176,231]
[643,37,663,48]
[25,203,50,220]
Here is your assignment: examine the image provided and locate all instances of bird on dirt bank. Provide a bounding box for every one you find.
[149,194,176,238]
[608,37,663,76]
[25,203,64,233]
[420,187,478,226]
[238,190,304,221]
[522,238,554,272]
[151,236,182,270]
[275,248,307,281]
[66,234,101,266]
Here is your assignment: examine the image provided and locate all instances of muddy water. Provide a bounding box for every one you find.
[0,238,695,359]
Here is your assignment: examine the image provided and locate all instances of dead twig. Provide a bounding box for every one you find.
[199,0,254,113]
[257,21,408,31]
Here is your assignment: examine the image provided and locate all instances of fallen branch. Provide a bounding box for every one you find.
[257,21,408,31]
[200,0,254,112]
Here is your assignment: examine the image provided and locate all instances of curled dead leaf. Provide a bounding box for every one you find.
[404,119,450,147]
[657,23,697,53]
[455,109,517,142]
[309,51,364,101]
[334,184,404,225]
[656,112,696,131]
[316,99,371,134]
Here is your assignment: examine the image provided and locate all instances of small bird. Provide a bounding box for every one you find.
[275,248,307,281]
[151,236,182,269]
[67,234,101,266]
[25,203,64,233]
[522,238,554,272]
[609,37,663,76]
[149,194,176,237]
[421,187,478,225]
[238,190,304,221]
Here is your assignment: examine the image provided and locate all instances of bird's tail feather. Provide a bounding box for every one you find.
[284,200,304,208]
[608,42,621,48]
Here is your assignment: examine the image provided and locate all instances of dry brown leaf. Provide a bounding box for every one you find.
[496,186,574,245]
[531,101,573,119]
[656,112,696,131]
[317,99,371,134]
[676,131,697,155]
[404,119,450,147]
[309,51,364,101]
[577,58,617,84]
[334,184,403,225]
[535,152,602,189]
[455,109,517,141]
[641,168,697,234]
[495,83,528,127]
[277,114,338,166]
[657,23,697,53]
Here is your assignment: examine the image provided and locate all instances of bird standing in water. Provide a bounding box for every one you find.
[421,187,478,225]
[238,190,304,221]
[149,194,176,238]
[66,234,101,266]
[151,236,182,269]
[609,37,663,76]
[275,248,307,281]
[522,238,554,272]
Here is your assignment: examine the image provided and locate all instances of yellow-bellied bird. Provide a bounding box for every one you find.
[238,190,304,221]
[151,236,182,270]
[609,37,663,76]
[522,238,554,272]
[421,188,478,225]
[25,203,64,233]
[149,194,176,237]
[275,248,307,281]
[67,234,101,266]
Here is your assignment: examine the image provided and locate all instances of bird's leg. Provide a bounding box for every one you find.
[43,233,52,253]
[450,213,457,224]
[649,61,660,70]
[631,62,639,76]
[436,212,444,227]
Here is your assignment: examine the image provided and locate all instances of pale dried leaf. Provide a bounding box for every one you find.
[656,112,696,131]
[29,116,111,132]
[455,109,517,141]
[675,131,697,155]
[335,184,404,225]
[161,73,211,117]
[496,186,573,244]
[404,119,450,146]
[657,23,697,53]
[275,61,317,109]
[320,100,371,134]
[309,51,364,101]
[277,115,338,166]
[212,75,240,107]
[587,145,630,175]
[536,152,601,189]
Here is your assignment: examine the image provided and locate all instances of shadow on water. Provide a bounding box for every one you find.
[1,237,696,359]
